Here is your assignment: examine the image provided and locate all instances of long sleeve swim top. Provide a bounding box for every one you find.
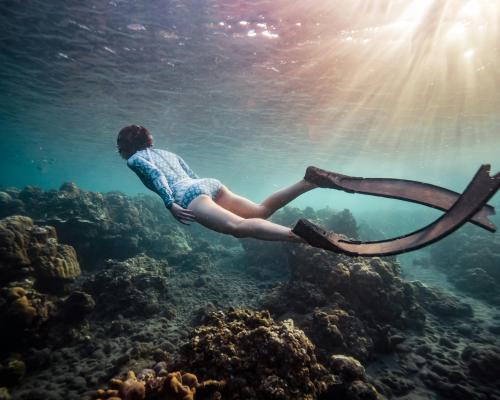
[127,147,199,209]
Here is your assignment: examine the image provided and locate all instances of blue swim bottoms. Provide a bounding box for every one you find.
[173,178,223,208]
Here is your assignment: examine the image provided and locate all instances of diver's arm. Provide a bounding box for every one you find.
[177,155,199,179]
[127,155,175,209]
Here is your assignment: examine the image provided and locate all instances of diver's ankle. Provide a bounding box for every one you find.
[301,178,318,190]
[288,230,306,243]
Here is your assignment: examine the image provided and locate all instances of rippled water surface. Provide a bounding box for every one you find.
[1,0,499,211]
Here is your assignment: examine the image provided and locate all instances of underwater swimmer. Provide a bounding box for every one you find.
[117,125,315,243]
[118,125,500,256]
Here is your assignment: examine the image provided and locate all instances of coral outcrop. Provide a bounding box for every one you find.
[0,215,80,291]
[412,281,473,318]
[2,185,499,400]
[96,369,225,400]
[261,243,425,361]
[0,184,194,269]
[83,254,171,318]
[0,215,94,391]
[429,226,500,305]
[0,216,91,347]
[241,206,359,278]
[175,308,381,400]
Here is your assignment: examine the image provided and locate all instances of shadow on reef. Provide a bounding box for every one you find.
[0,184,499,400]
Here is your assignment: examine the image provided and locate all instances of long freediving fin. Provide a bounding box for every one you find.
[305,166,497,232]
[295,165,500,257]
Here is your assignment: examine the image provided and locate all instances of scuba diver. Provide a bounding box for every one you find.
[117,125,500,257]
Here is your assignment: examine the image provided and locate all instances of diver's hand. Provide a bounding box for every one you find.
[169,203,196,225]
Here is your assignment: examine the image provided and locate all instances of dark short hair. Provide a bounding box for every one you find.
[117,125,153,157]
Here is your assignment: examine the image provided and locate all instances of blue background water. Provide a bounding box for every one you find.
[1,0,499,234]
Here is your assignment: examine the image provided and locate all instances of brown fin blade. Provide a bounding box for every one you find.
[295,165,500,257]
[305,166,497,232]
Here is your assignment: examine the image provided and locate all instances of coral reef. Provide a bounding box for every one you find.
[83,254,171,318]
[428,226,500,305]
[271,206,358,239]
[0,215,94,393]
[0,216,91,346]
[412,281,473,318]
[462,345,500,383]
[0,184,194,269]
[261,244,426,361]
[175,308,381,400]
[0,215,80,291]
[241,206,359,278]
[1,185,499,400]
[96,369,225,400]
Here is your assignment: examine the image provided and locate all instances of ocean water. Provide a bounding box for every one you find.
[1,0,499,214]
[1,1,500,399]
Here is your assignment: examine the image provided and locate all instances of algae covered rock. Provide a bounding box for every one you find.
[412,281,473,318]
[0,387,11,400]
[261,239,425,362]
[242,206,360,277]
[0,215,93,360]
[83,254,171,318]
[325,355,382,399]
[462,345,500,382]
[429,227,500,305]
[0,215,80,291]
[289,247,424,328]
[1,183,196,269]
[175,308,381,400]
[309,308,374,361]
[0,358,26,387]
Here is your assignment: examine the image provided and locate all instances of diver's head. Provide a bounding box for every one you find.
[116,125,153,159]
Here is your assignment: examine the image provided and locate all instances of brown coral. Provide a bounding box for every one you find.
[0,216,91,360]
[97,371,146,400]
[176,308,334,400]
[0,215,81,290]
[0,216,33,271]
[162,372,196,400]
[2,287,50,328]
[96,370,224,400]
[159,371,224,400]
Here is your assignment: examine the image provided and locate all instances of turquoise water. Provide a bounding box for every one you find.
[2,2,500,399]
[1,0,499,223]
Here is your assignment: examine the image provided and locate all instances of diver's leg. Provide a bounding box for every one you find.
[215,180,316,219]
[189,195,303,242]
[260,179,316,217]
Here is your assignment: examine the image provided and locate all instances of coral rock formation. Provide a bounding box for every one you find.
[262,242,425,361]
[96,369,225,400]
[176,308,380,400]
[429,227,500,305]
[0,215,94,392]
[0,184,195,269]
[0,215,80,291]
[83,254,170,318]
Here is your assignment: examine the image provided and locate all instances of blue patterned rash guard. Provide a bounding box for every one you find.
[127,147,223,209]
